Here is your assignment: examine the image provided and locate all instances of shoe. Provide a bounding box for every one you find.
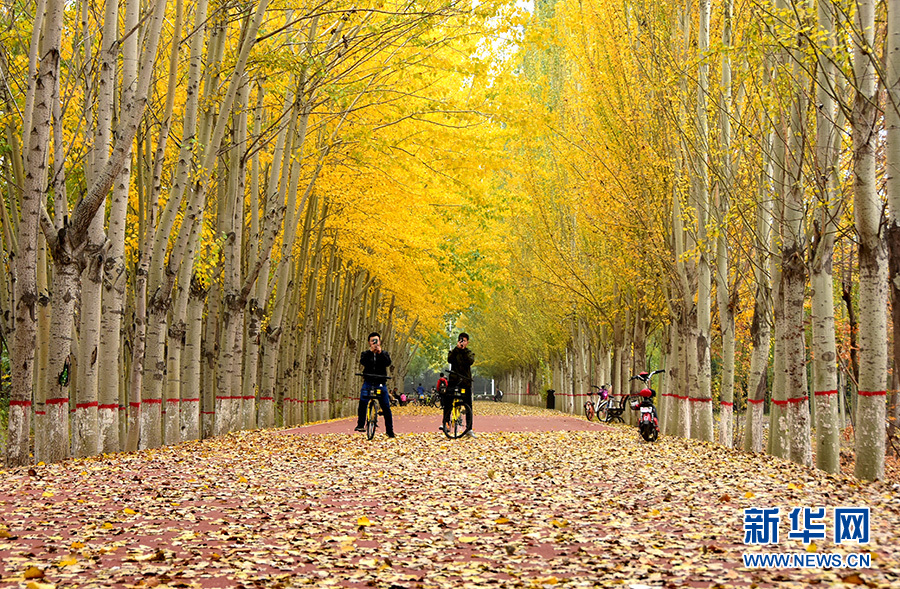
[462,430,476,438]
[354,426,365,432]
[386,433,396,438]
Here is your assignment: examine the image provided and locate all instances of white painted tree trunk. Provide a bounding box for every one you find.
[8,0,63,467]
[34,237,50,462]
[45,258,79,463]
[74,0,120,460]
[852,0,888,480]
[810,0,841,473]
[181,280,205,441]
[887,0,900,456]
[782,6,812,467]
[715,0,735,448]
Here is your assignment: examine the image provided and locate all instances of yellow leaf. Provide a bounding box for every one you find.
[0,528,11,538]
[357,516,372,527]
[102,523,113,529]
[550,519,568,528]
[24,566,44,579]
[787,483,799,490]
[744,491,755,499]
[495,517,511,524]
[42,491,54,498]
[807,542,817,552]
[58,557,77,567]
[26,582,55,589]
[650,509,661,517]
[458,536,478,543]
[123,508,136,515]
[70,542,84,550]
[238,476,248,483]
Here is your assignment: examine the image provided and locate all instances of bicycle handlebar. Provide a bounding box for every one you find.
[630,369,665,381]
[356,373,393,380]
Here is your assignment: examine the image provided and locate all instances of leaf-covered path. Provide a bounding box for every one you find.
[1,403,898,588]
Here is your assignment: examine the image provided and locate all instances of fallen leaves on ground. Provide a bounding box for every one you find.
[0,404,898,588]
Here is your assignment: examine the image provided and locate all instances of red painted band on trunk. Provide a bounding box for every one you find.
[748,398,766,404]
[142,398,163,405]
[98,404,119,410]
[858,390,887,397]
[35,410,46,415]
[720,401,734,407]
[75,402,98,409]
[9,400,32,407]
[259,397,274,401]
[814,390,839,396]
[166,398,180,403]
[243,396,255,400]
[772,396,809,406]
[46,398,69,405]
[129,402,141,408]
[202,411,215,415]
[690,398,713,402]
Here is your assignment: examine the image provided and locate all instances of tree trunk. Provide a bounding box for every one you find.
[852,0,888,481]
[8,0,63,468]
[715,0,736,448]
[810,0,841,473]
[885,0,900,456]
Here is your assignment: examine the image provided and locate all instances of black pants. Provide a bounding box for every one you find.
[356,383,394,435]
[441,388,473,432]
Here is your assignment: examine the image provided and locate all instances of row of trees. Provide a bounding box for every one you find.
[470,0,895,480]
[0,0,510,466]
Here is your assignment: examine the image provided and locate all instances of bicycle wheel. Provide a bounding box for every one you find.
[640,421,659,442]
[596,401,609,423]
[445,400,472,439]
[584,402,595,421]
[366,399,378,440]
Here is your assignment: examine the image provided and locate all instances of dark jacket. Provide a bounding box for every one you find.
[447,346,475,389]
[360,350,392,385]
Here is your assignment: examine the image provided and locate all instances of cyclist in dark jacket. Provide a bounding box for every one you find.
[355,332,395,437]
[443,332,475,437]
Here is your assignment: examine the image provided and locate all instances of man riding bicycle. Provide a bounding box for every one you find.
[355,332,395,438]
[442,333,475,437]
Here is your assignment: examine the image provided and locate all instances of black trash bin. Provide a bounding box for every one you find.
[546,389,555,410]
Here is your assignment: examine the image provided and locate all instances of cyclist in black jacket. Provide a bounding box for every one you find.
[355,332,395,437]
[443,332,475,437]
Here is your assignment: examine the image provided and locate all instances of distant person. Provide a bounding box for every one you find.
[443,332,475,437]
[355,332,395,438]
[436,372,448,395]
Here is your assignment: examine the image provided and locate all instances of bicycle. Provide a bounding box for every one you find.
[626,370,664,442]
[356,373,392,440]
[441,385,472,439]
[584,384,614,422]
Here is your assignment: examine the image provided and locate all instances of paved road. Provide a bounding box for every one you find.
[283,408,611,436]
